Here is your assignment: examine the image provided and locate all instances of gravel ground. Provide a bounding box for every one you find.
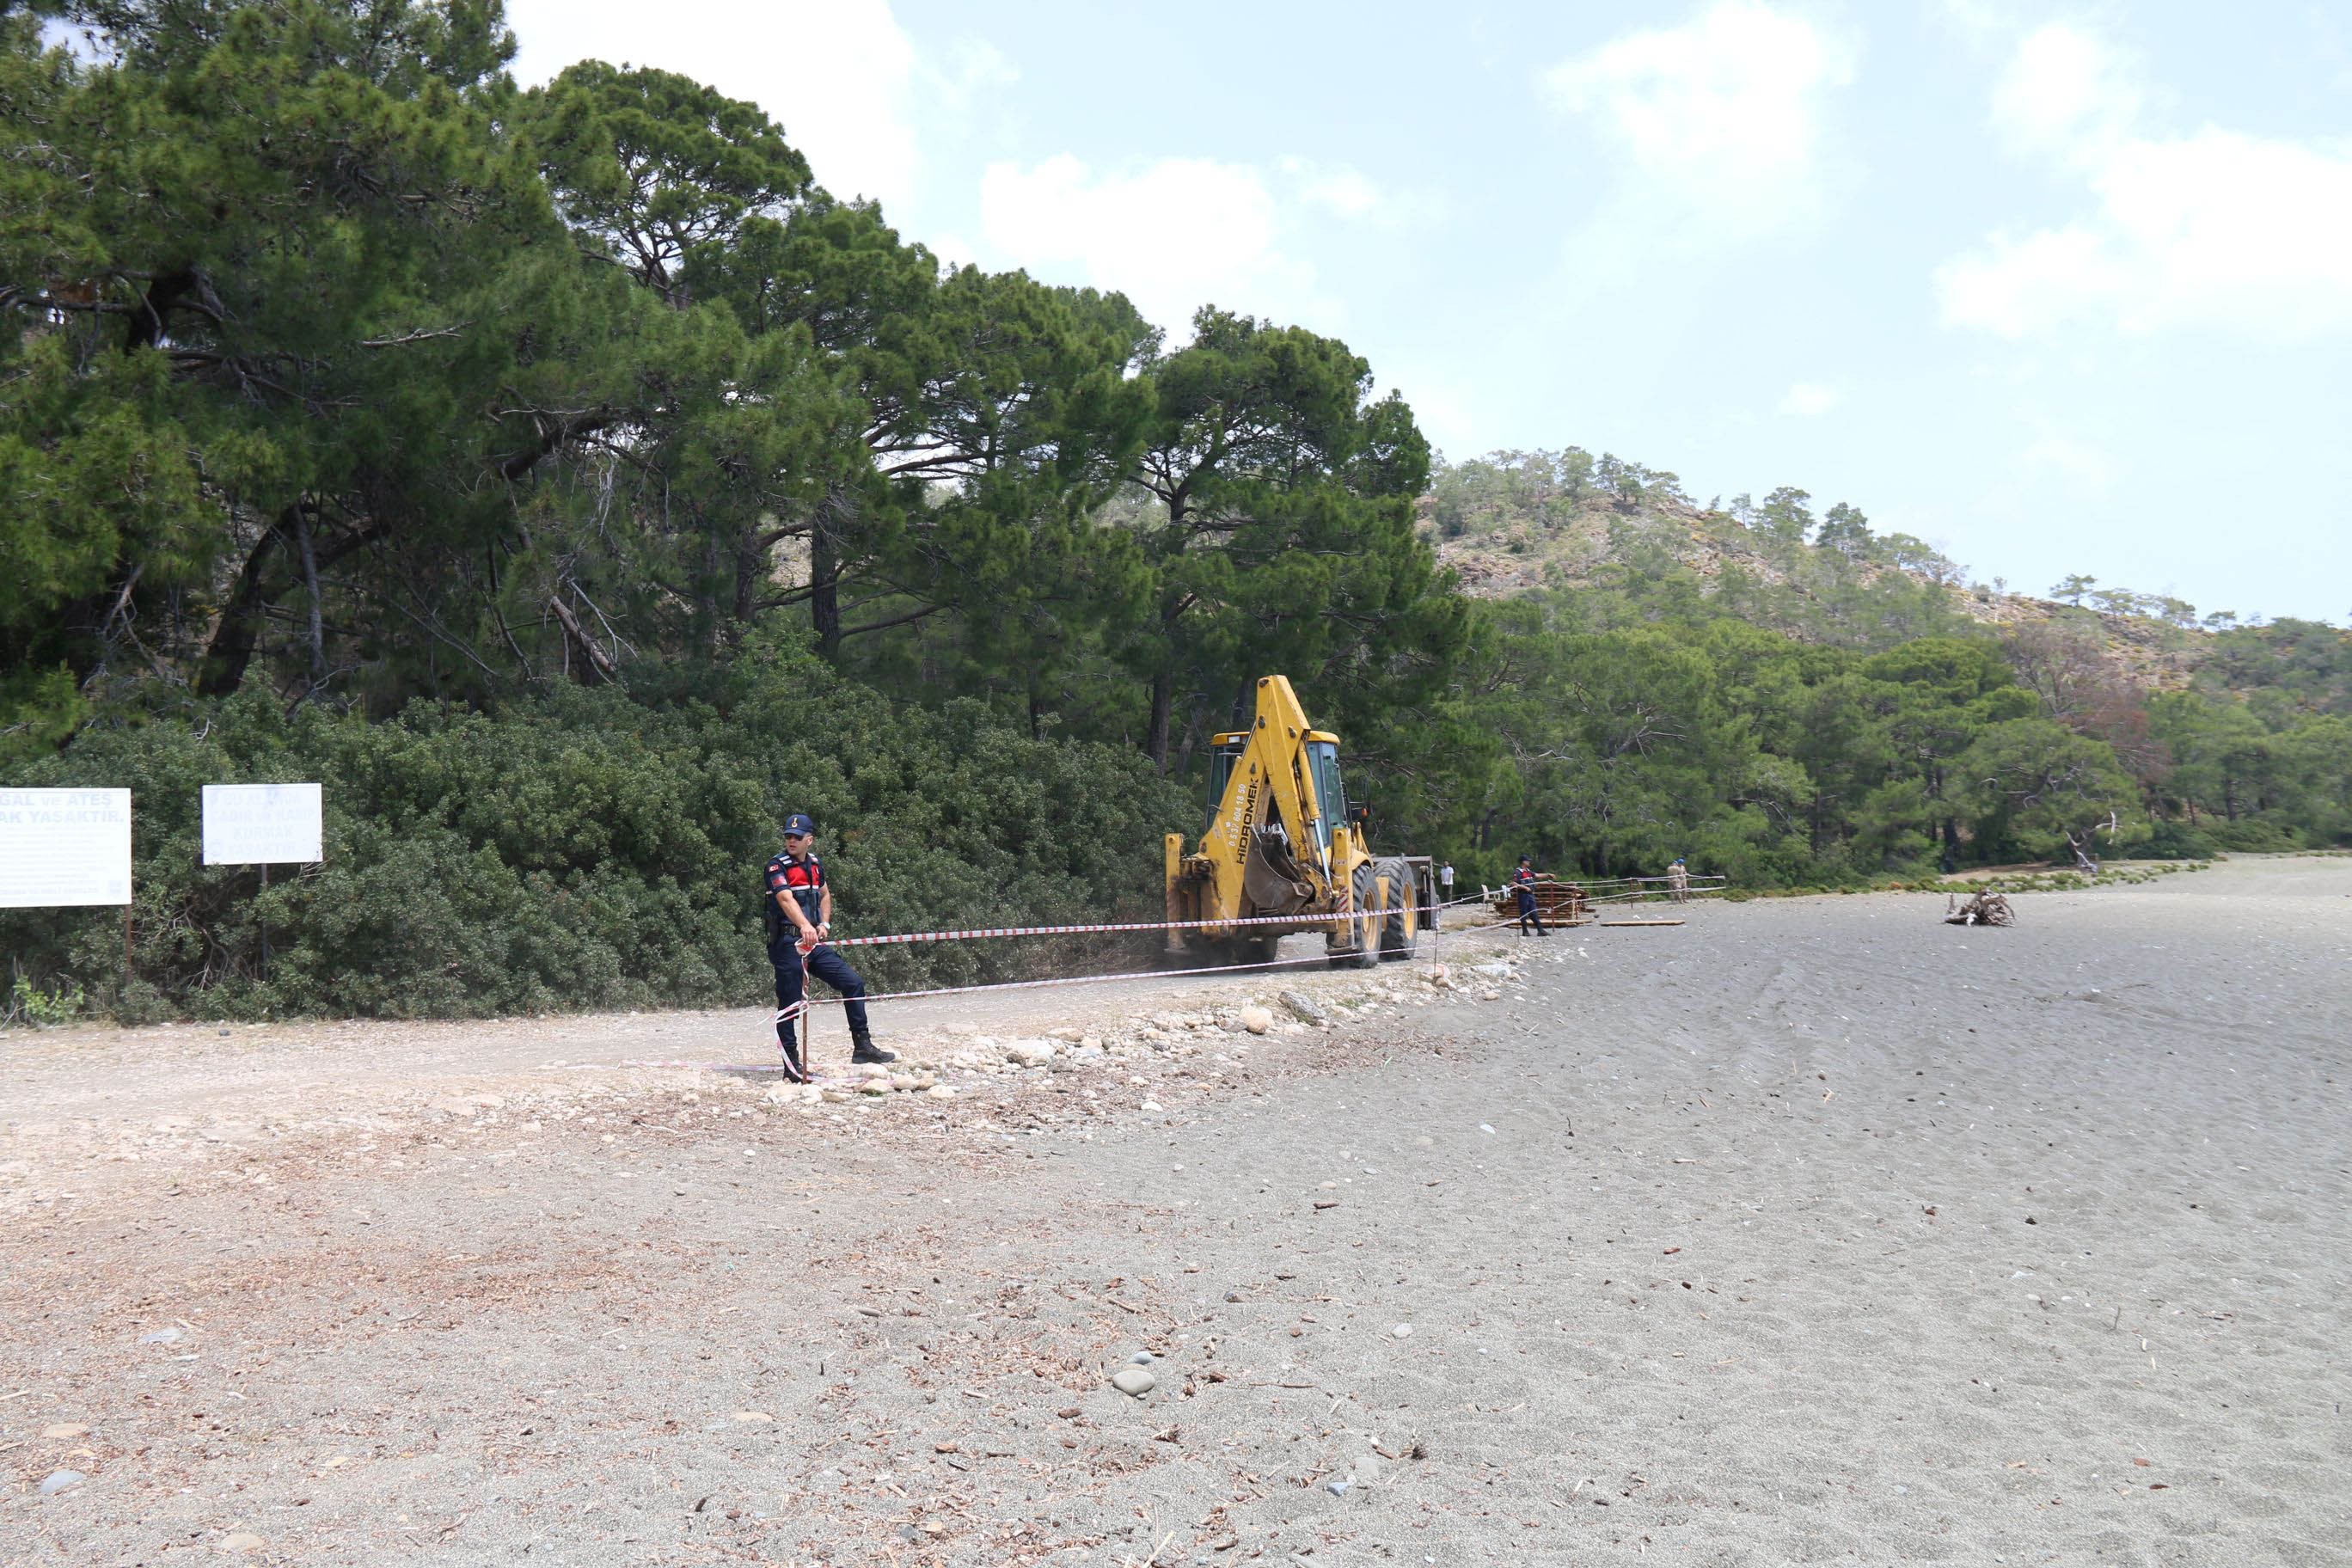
[3,860,2348,1566]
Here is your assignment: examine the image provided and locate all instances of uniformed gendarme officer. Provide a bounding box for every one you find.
[765,813,893,1081]
[1513,855,1547,938]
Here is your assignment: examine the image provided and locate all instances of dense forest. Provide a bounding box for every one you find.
[4,3,2346,1021]
[1422,450,2352,878]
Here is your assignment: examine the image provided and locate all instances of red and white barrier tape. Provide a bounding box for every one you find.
[775,937,1436,1021]
[763,882,1715,1026]
[817,893,1486,952]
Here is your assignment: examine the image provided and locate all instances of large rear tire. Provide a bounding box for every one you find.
[1376,856,1417,960]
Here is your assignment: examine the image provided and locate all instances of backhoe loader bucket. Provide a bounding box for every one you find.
[1242,825,1316,916]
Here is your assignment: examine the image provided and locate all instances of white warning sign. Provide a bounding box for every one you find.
[201,783,324,867]
[0,787,134,908]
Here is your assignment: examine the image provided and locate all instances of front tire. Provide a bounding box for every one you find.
[1334,860,1380,969]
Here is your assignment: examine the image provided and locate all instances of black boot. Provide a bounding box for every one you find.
[778,1039,809,1082]
[848,1025,896,1066]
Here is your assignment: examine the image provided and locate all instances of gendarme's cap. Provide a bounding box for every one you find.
[784,812,816,837]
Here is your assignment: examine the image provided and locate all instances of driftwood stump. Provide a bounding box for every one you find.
[1944,891,2014,927]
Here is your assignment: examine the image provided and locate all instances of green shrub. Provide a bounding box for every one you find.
[2203,820,2306,853]
[3,975,86,1028]
[2126,820,2219,860]
[0,647,1191,1021]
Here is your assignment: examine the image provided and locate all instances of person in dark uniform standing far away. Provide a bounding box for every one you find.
[765,813,894,1081]
[1513,855,1547,938]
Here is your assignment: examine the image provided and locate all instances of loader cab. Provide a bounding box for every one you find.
[1303,734,1345,854]
[1205,733,1247,832]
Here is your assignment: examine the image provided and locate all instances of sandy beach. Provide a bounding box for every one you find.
[3,856,2348,1565]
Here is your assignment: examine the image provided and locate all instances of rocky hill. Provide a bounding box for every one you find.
[1418,450,2220,695]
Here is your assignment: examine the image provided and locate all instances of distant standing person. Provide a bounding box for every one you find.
[1668,857,1690,904]
[1513,855,1547,937]
[1436,860,1454,928]
[764,813,895,1081]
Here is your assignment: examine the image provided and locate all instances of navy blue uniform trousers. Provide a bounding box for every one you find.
[769,938,871,1051]
[1515,885,1545,935]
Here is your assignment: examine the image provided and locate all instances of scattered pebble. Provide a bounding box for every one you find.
[1130,1351,1154,1364]
[138,1326,181,1344]
[1326,1479,1351,1497]
[1240,1005,1274,1035]
[1112,1368,1156,1397]
[39,1470,85,1496]
[1391,1323,1412,1338]
[40,1424,89,1439]
[218,1532,266,1553]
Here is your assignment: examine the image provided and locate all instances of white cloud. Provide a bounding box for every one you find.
[1545,1,1856,238]
[1278,156,1391,223]
[978,156,1357,335]
[1988,22,2141,163]
[1930,0,2017,45]
[1778,380,1841,416]
[506,0,927,209]
[933,37,1018,110]
[1938,22,2352,340]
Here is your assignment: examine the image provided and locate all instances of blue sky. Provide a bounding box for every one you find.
[507,1,2352,624]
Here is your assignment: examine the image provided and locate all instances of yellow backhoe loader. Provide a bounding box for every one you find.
[1163,675,1432,970]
